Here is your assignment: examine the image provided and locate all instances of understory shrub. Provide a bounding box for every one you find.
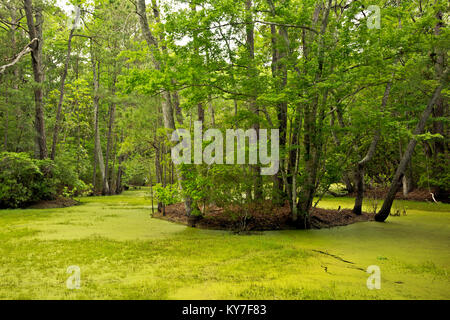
[0,152,56,208]
[53,154,92,197]
[0,152,91,208]
[153,183,180,206]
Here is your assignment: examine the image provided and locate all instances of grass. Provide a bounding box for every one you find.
[0,188,449,299]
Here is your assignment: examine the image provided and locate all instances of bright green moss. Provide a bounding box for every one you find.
[0,189,448,299]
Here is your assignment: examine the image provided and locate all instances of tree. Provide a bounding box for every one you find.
[136,0,193,216]
[50,10,76,160]
[24,0,47,159]
[353,80,392,215]
[376,70,448,221]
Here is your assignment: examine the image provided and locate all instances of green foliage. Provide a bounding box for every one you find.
[153,183,180,206]
[122,155,148,186]
[53,153,92,197]
[0,152,92,208]
[418,153,450,192]
[0,152,56,208]
[0,0,448,211]
[178,164,211,213]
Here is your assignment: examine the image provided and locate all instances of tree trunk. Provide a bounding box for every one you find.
[270,23,288,204]
[74,55,81,176]
[3,6,20,152]
[115,131,125,194]
[149,166,154,215]
[245,0,263,201]
[343,175,354,193]
[402,172,413,196]
[209,96,215,126]
[171,90,184,125]
[110,137,117,193]
[91,49,109,194]
[190,4,205,125]
[104,75,116,195]
[197,103,205,122]
[376,73,448,221]
[330,108,354,193]
[116,155,124,194]
[50,28,75,160]
[294,0,332,228]
[3,88,9,151]
[92,152,97,191]
[3,109,8,151]
[399,138,413,196]
[353,80,392,214]
[24,0,47,159]
[432,9,447,156]
[154,142,163,213]
[430,9,448,200]
[137,0,193,215]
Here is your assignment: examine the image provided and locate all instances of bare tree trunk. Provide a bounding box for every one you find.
[110,136,117,192]
[116,156,124,194]
[399,138,413,196]
[3,106,8,150]
[149,166,154,215]
[24,0,47,159]
[402,172,412,196]
[376,73,448,221]
[115,130,125,194]
[290,114,302,222]
[209,96,215,126]
[104,75,116,195]
[270,22,288,204]
[197,103,205,122]
[154,141,163,213]
[74,55,81,176]
[91,48,109,194]
[3,82,10,151]
[245,0,262,200]
[92,153,97,191]
[50,27,75,160]
[353,80,392,214]
[155,144,162,184]
[162,157,166,216]
[171,90,184,125]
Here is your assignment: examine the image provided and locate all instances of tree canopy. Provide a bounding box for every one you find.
[0,0,448,226]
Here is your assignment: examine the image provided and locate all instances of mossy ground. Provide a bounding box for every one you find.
[0,189,448,299]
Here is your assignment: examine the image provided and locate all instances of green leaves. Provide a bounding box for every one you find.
[153,183,180,206]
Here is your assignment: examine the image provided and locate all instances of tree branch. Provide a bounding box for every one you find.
[0,38,38,74]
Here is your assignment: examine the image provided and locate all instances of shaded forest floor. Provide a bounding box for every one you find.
[0,189,449,299]
[155,202,374,231]
[26,197,80,209]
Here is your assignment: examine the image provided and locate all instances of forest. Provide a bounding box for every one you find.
[0,0,448,301]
